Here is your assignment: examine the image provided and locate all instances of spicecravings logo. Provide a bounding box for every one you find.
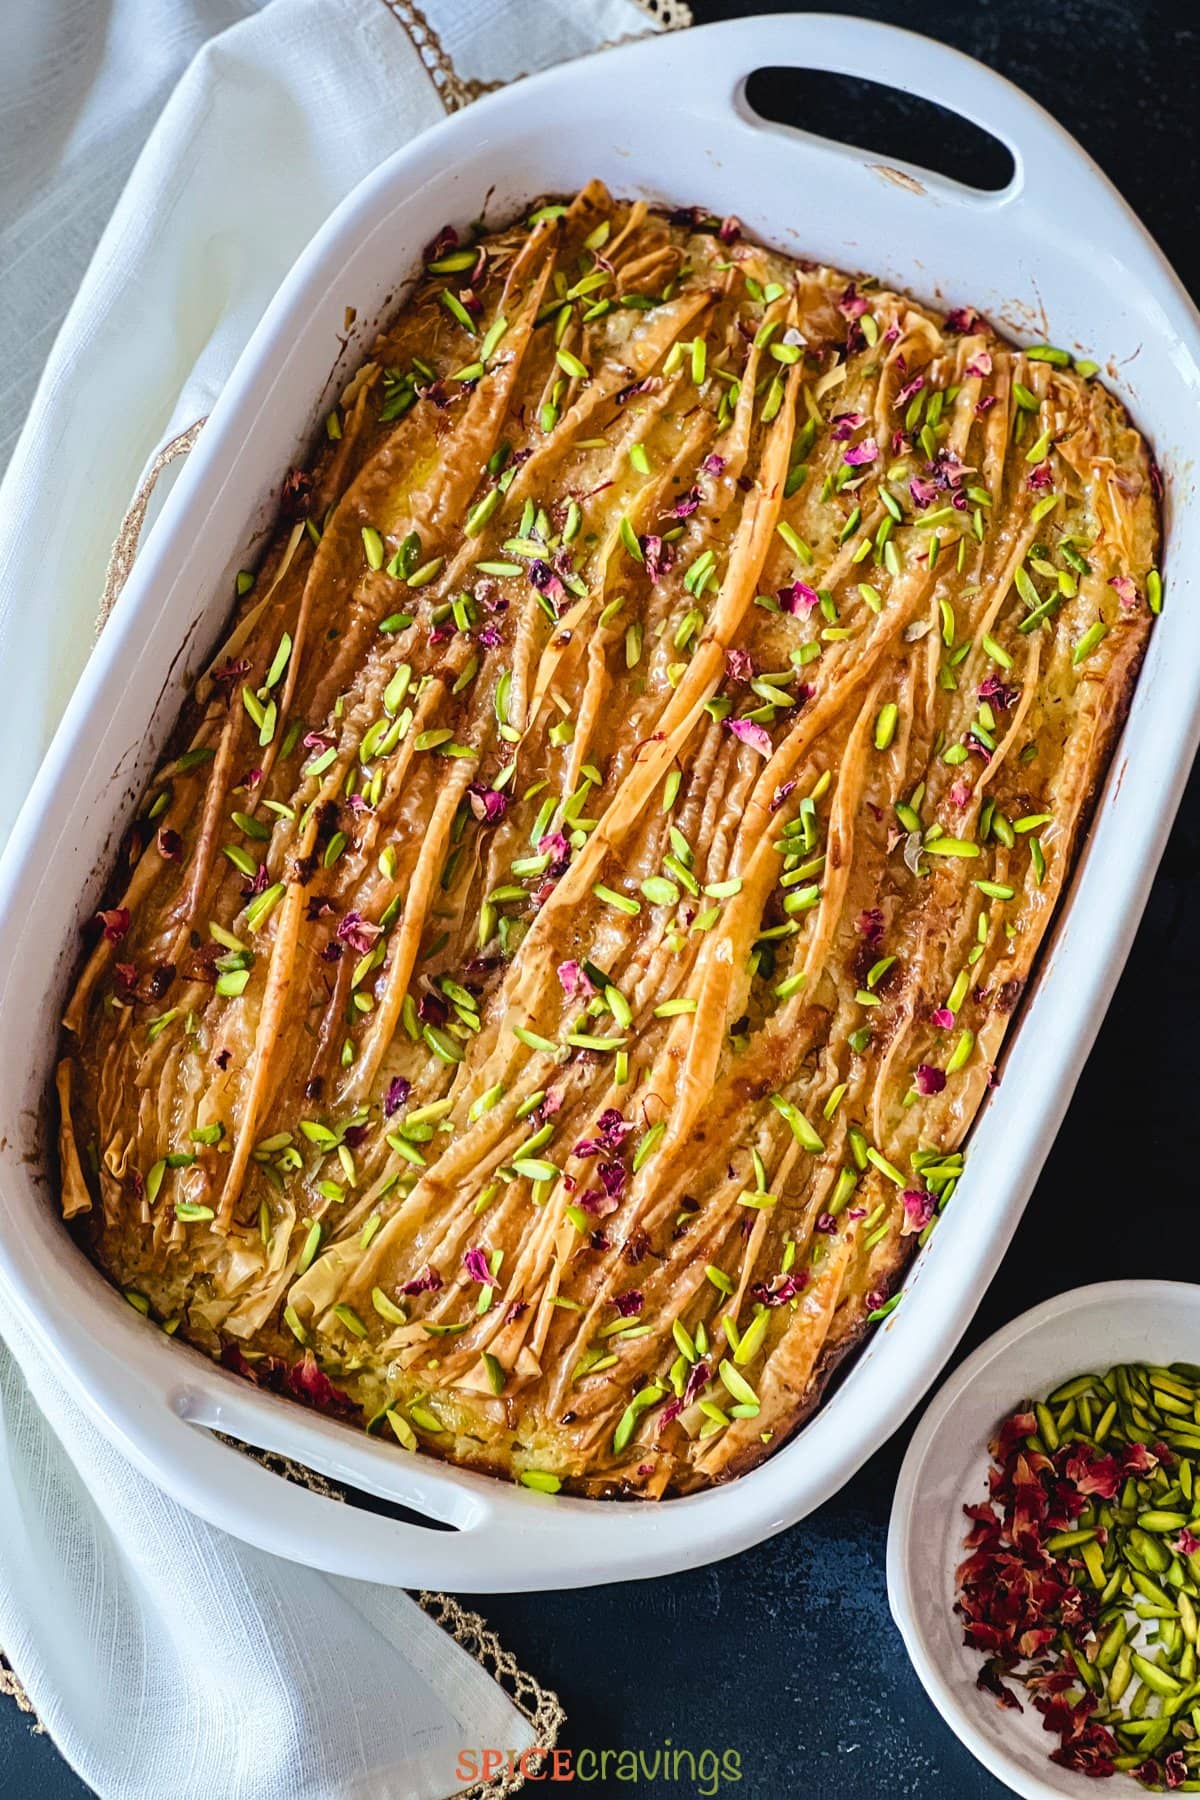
[456,1743,742,1797]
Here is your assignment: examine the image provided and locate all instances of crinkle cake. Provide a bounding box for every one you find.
[58,181,1160,1497]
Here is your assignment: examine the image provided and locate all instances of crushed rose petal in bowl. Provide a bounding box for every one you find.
[959,1371,1200,1786]
[888,1283,1200,1800]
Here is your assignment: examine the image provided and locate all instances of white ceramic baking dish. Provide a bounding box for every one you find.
[0,14,1197,1593]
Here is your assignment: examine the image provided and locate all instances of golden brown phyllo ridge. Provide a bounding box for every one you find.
[58,181,1159,1497]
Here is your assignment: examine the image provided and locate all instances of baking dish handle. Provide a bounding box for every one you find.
[167,1379,511,1580]
[152,1376,653,1589]
[685,11,1086,212]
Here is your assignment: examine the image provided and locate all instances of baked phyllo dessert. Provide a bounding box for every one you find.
[58,181,1159,1497]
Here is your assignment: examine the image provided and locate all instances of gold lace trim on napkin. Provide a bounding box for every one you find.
[378,0,692,114]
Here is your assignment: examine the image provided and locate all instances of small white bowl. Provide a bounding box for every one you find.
[887,1281,1200,1799]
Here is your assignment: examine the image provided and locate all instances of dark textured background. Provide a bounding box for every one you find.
[3,1,1197,1794]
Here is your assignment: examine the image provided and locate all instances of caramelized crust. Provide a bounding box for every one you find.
[58,183,1159,1496]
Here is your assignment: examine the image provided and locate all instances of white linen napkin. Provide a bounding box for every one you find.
[0,0,684,1794]
[0,1314,539,1800]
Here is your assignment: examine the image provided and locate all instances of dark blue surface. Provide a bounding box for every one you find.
[2,0,1196,1793]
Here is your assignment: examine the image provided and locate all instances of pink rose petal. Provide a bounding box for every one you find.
[725,717,772,758]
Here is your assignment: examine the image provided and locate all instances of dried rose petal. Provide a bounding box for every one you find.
[1063,1446,1122,1499]
[915,1065,946,1096]
[895,373,925,408]
[527,559,565,608]
[640,534,675,583]
[725,717,772,757]
[557,959,596,1000]
[778,579,819,616]
[422,223,458,262]
[286,1353,357,1417]
[577,1187,619,1218]
[598,1159,627,1200]
[400,1264,443,1296]
[336,911,382,955]
[991,1410,1038,1463]
[856,908,885,947]
[1123,1440,1160,1475]
[280,467,313,520]
[613,376,661,407]
[220,1342,283,1388]
[1165,1749,1188,1789]
[978,674,1020,710]
[593,1109,631,1147]
[538,831,571,877]
[976,1659,1023,1711]
[901,1189,936,1234]
[95,907,131,943]
[750,1271,808,1307]
[830,411,867,441]
[416,991,447,1028]
[462,1246,492,1286]
[1047,1732,1116,1778]
[929,446,968,492]
[383,1076,410,1117]
[843,437,879,468]
[466,782,507,825]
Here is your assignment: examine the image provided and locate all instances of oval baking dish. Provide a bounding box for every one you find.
[0,14,1197,1591]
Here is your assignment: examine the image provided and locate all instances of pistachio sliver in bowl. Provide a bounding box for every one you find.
[57,181,1159,1498]
[959,1364,1200,1786]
